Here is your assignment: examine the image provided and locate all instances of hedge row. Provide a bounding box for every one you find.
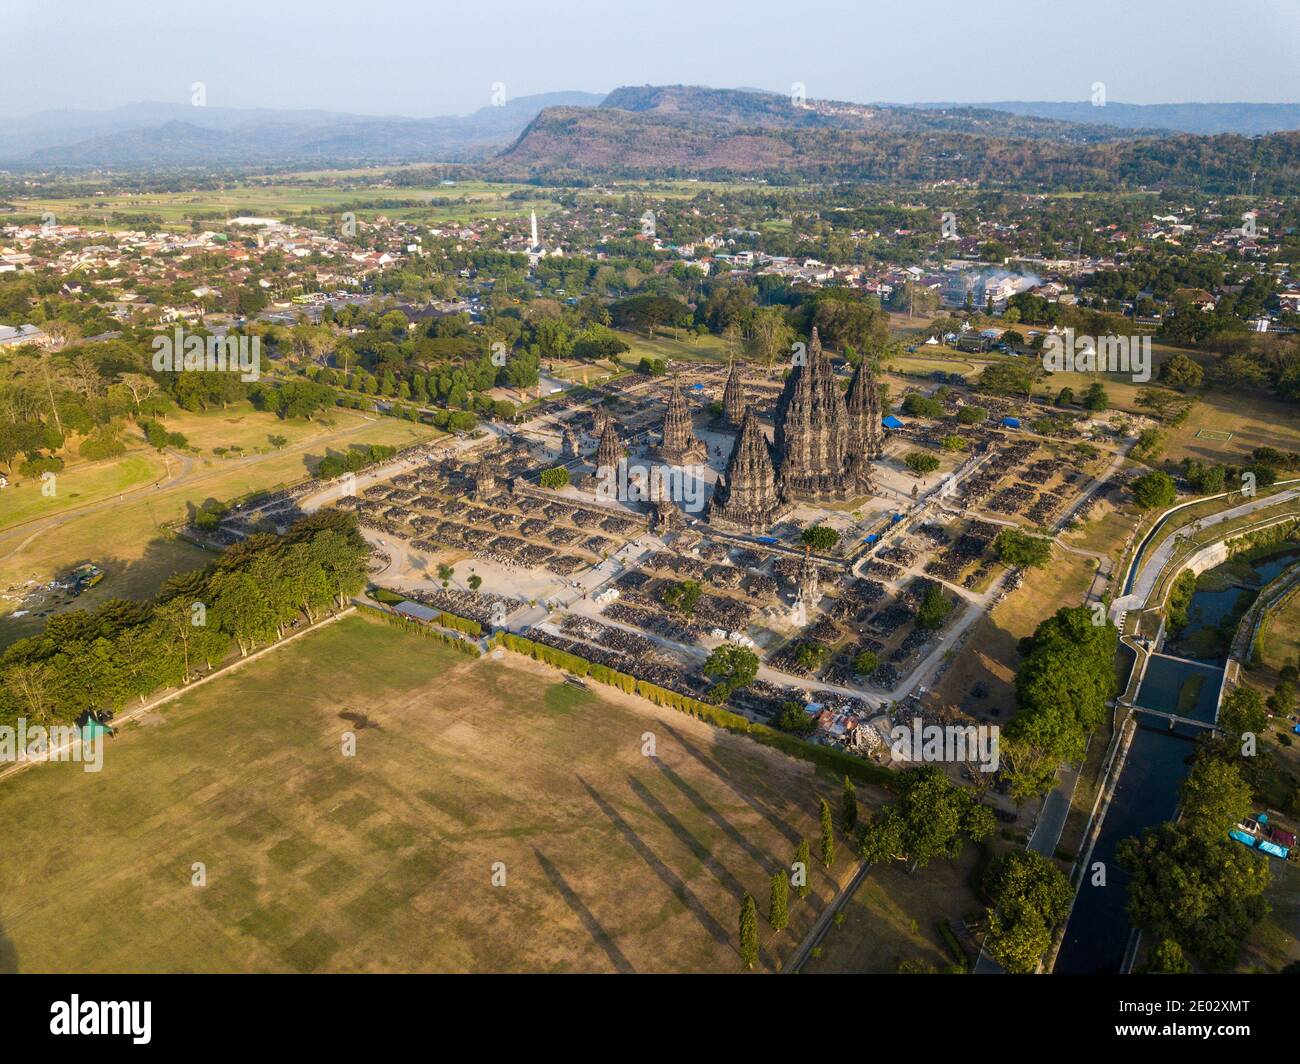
[368,607,482,657]
[435,611,483,638]
[491,631,893,789]
[494,632,638,693]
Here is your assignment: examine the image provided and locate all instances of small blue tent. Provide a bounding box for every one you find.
[1001,416,1021,429]
[882,415,904,429]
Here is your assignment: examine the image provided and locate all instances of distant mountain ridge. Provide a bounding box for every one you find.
[5,85,1300,185]
[595,84,1150,141]
[494,86,1300,193]
[0,92,605,168]
[913,100,1300,136]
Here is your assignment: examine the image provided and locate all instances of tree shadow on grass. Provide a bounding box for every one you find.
[659,722,802,847]
[532,847,635,974]
[648,757,781,875]
[577,774,732,952]
[626,775,749,900]
[0,923,17,974]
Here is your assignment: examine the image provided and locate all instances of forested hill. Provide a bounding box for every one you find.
[493,86,1300,193]
[597,84,1152,141]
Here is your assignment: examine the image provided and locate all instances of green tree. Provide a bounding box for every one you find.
[1218,684,1267,746]
[1008,605,1118,766]
[1179,757,1253,841]
[982,850,1072,974]
[852,649,879,676]
[841,775,858,831]
[1131,470,1177,511]
[769,871,789,932]
[793,840,811,899]
[1158,353,1204,391]
[1144,938,1191,974]
[819,798,835,868]
[916,584,952,630]
[739,893,759,970]
[539,466,570,489]
[702,644,760,703]
[800,524,839,551]
[859,766,995,874]
[904,451,940,477]
[993,528,1053,568]
[1119,824,1270,971]
[774,700,816,735]
[1082,382,1109,411]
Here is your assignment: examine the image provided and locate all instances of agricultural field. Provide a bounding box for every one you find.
[7,177,561,231]
[0,612,859,973]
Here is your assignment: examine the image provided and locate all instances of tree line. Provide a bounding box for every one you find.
[0,511,370,729]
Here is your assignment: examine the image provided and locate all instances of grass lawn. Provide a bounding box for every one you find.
[614,329,731,367]
[0,612,857,973]
[0,454,162,529]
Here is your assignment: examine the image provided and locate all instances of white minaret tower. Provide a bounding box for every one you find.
[528,211,542,267]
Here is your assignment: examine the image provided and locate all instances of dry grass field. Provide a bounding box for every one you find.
[0,612,869,973]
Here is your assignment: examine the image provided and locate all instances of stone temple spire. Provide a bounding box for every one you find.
[773,326,853,499]
[472,457,497,499]
[595,417,622,474]
[707,407,787,532]
[795,545,820,616]
[846,355,883,489]
[721,358,746,427]
[657,377,706,464]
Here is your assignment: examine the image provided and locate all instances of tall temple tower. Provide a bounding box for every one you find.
[656,378,707,464]
[707,407,788,532]
[594,418,623,475]
[561,423,581,460]
[773,327,853,499]
[845,355,883,489]
[472,457,497,500]
[721,358,747,427]
[794,545,820,622]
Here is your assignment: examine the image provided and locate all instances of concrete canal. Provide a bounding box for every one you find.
[1054,544,1295,973]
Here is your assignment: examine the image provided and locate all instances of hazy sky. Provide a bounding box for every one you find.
[7,0,1300,117]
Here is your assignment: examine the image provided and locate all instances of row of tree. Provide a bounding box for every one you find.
[0,511,370,729]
